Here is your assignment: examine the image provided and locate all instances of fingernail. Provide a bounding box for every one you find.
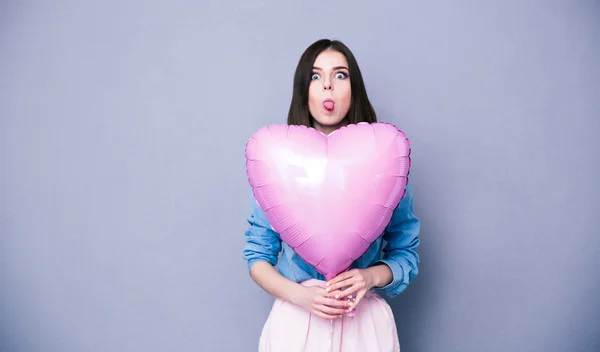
[335,295,340,299]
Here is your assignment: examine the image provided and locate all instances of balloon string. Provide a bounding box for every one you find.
[328,319,333,352]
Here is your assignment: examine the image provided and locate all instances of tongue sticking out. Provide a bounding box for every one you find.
[324,101,334,111]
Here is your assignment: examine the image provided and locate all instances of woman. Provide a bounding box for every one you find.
[243,39,420,352]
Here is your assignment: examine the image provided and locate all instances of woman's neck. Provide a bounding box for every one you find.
[312,120,348,136]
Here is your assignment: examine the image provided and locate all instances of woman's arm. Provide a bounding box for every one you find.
[248,261,306,304]
[243,195,350,319]
[372,181,421,298]
[242,196,299,301]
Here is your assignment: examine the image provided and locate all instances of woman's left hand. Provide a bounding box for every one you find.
[325,268,376,312]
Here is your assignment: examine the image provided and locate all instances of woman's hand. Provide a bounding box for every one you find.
[325,269,375,312]
[294,285,353,320]
[249,262,354,320]
[325,266,392,312]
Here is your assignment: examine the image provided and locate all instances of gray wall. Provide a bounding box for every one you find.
[1,1,599,351]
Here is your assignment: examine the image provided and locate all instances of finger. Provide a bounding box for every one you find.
[316,304,348,316]
[317,287,338,297]
[348,290,367,311]
[326,277,357,293]
[319,287,345,299]
[316,295,353,308]
[326,270,356,287]
[336,282,366,299]
[324,289,344,299]
[327,297,354,309]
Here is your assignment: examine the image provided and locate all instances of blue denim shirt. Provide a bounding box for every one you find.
[242,182,420,298]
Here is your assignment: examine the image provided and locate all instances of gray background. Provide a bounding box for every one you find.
[1,0,599,351]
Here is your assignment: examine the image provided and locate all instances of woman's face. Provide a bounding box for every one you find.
[308,50,352,135]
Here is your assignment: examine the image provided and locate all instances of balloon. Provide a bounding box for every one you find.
[245,122,411,280]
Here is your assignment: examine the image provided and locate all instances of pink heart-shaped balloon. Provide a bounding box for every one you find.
[245,122,411,280]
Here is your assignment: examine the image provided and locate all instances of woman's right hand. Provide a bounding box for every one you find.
[295,285,352,320]
[248,262,351,320]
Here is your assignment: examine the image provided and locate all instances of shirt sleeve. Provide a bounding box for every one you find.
[371,182,421,298]
[242,193,282,273]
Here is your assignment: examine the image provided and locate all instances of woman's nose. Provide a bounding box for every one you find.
[323,81,333,90]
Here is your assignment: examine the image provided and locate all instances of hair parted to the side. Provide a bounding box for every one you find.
[286,39,377,127]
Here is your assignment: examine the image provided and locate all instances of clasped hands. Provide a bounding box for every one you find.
[297,268,377,320]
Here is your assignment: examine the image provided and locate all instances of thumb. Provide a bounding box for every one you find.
[350,290,367,310]
[325,288,343,298]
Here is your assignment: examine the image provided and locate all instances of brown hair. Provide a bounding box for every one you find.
[287,39,377,127]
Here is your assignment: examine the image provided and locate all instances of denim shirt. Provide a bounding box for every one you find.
[242,182,420,298]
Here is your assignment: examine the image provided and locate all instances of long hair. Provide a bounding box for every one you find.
[287,39,377,126]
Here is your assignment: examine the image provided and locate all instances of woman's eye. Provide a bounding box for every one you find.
[311,73,320,80]
[335,72,348,79]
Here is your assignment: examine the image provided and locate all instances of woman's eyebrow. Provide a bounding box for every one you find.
[312,66,350,71]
